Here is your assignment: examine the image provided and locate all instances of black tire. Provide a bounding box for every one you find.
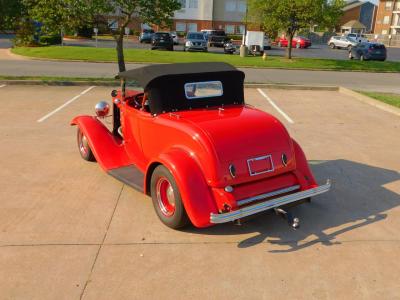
[76,128,96,162]
[150,165,189,229]
[347,45,352,51]
[329,43,335,49]
[360,54,365,61]
[183,47,186,52]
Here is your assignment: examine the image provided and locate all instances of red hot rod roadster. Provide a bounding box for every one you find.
[71,62,330,229]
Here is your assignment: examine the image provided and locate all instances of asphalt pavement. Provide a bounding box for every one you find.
[1,35,400,93]
[1,85,399,299]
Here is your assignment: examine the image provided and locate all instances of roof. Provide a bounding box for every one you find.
[341,20,367,29]
[117,62,242,89]
[117,63,246,115]
[343,1,363,11]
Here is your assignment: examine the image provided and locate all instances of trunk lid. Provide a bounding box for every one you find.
[177,106,296,186]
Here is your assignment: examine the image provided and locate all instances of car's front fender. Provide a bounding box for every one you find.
[150,148,218,228]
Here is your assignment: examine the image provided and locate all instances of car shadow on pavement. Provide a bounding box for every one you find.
[184,159,400,252]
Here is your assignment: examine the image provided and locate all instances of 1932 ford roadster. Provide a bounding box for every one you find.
[71,62,330,229]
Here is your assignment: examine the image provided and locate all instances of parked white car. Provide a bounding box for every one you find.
[328,36,358,50]
[170,31,179,45]
[346,33,368,43]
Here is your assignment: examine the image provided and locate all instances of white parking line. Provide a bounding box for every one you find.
[37,86,96,123]
[257,88,294,124]
[0,84,6,88]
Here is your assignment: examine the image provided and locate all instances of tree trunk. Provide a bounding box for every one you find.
[115,31,126,72]
[286,32,295,59]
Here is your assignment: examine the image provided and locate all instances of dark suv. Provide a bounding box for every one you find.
[349,42,387,61]
[151,32,174,51]
[201,30,229,47]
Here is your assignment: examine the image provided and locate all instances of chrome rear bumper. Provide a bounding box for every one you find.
[210,180,331,224]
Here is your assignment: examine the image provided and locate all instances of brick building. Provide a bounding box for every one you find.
[173,0,249,34]
[374,0,400,35]
[338,1,377,33]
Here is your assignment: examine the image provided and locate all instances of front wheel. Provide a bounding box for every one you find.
[296,43,301,49]
[77,128,96,162]
[329,43,335,49]
[150,165,189,229]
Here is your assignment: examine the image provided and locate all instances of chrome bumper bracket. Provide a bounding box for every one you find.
[210,180,331,224]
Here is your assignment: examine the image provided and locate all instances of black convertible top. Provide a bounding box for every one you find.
[117,62,245,114]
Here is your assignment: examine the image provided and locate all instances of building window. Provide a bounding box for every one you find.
[383,16,390,24]
[396,0,400,10]
[382,29,388,34]
[385,1,393,10]
[225,25,235,34]
[238,1,247,13]
[178,0,186,9]
[237,25,245,34]
[188,0,198,8]
[225,1,236,12]
[176,22,186,32]
[188,23,198,32]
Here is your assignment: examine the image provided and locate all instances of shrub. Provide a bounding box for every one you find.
[39,35,61,45]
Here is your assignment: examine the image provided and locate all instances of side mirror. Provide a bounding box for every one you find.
[95,101,110,118]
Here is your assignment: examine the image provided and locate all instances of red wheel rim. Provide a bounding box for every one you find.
[156,177,176,217]
[79,132,89,156]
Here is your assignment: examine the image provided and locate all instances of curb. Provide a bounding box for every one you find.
[0,80,339,91]
[339,87,400,117]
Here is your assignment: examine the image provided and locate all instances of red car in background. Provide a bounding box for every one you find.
[276,36,312,49]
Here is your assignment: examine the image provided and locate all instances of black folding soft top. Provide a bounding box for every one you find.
[117,62,245,114]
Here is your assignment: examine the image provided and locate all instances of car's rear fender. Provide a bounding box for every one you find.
[292,139,317,189]
[146,148,218,228]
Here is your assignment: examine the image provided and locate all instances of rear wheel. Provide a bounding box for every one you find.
[77,128,96,162]
[150,165,189,229]
[360,54,365,61]
[329,43,335,49]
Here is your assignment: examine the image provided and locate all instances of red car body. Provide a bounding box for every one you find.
[71,63,329,229]
[277,36,312,49]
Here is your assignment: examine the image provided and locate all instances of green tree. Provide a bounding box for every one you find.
[248,0,344,59]
[100,0,181,72]
[26,0,180,71]
[0,0,25,32]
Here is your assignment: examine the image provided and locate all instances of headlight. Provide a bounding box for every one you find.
[186,41,193,46]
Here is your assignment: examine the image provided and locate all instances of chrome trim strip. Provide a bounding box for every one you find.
[247,155,274,176]
[210,180,331,224]
[237,185,301,206]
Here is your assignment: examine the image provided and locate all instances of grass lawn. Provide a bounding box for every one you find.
[359,91,400,108]
[12,46,400,72]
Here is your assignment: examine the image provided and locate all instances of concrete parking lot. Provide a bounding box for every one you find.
[0,85,399,299]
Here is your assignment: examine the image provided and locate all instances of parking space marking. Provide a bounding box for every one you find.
[37,86,96,123]
[257,88,294,124]
[0,84,6,88]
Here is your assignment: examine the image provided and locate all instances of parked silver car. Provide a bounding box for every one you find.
[184,32,207,52]
[328,36,358,50]
[170,31,179,45]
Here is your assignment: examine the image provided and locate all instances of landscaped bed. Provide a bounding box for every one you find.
[359,91,400,108]
[12,46,400,73]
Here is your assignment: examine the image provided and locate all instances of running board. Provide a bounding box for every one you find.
[108,165,144,193]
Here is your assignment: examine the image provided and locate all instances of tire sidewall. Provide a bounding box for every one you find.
[77,128,96,161]
[150,165,189,229]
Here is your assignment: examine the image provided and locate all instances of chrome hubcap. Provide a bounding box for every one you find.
[79,133,89,156]
[156,177,176,217]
